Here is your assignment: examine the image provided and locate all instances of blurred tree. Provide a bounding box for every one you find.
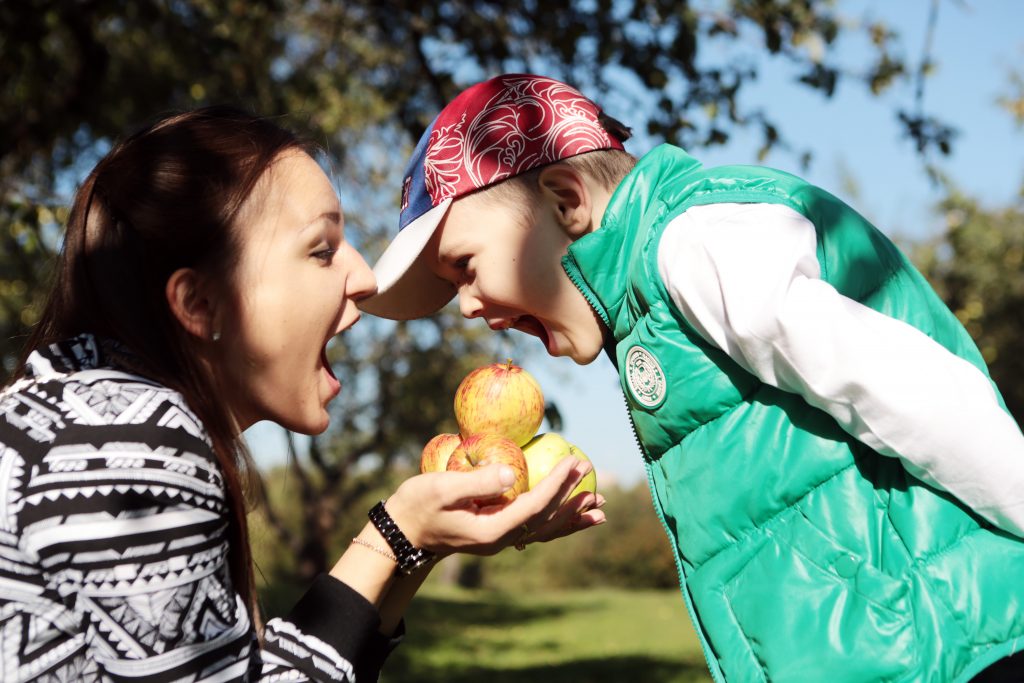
[998,66,1024,128]
[1,0,297,370]
[2,0,959,588]
[912,186,1024,427]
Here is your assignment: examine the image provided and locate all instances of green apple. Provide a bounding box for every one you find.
[522,432,597,499]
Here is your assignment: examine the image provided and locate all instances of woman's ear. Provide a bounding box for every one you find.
[538,165,593,238]
[166,267,216,341]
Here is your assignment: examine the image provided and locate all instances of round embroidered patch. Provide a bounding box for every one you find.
[625,345,666,408]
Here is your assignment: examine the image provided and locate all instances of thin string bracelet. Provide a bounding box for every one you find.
[351,537,398,563]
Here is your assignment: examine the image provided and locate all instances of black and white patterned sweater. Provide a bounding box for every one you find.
[0,335,397,682]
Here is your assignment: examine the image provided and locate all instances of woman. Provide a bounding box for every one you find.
[0,107,604,682]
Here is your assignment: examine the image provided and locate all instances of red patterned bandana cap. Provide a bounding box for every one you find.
[358,73,625,321]
[424,74,625,204]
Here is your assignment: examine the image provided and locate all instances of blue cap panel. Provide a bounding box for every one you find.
[398,114,440,232]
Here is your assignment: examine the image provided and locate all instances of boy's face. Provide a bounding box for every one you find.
[425,189,608,365]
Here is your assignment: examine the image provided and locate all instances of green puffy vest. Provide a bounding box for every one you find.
[563,144,1024,682]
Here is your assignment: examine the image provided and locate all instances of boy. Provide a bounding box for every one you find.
[360,74,1024,682]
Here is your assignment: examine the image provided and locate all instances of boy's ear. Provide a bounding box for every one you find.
[538,165,592,238]
[166,267,217,341]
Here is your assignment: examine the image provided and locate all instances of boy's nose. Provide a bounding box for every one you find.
[458,287,483,319]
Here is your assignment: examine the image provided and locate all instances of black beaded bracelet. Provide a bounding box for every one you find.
[367,500,436,576]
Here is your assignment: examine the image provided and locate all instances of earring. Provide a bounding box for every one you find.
[212,331,221,342]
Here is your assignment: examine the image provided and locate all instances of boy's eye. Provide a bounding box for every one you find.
[453,256,470,270]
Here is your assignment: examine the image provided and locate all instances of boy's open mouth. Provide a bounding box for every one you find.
[513,315,551,352]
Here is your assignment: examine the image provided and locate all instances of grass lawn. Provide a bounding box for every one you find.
[382,584,715,683]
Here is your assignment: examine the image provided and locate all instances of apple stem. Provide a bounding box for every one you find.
[505,358,513,371]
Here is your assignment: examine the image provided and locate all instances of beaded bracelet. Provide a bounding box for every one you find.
[351,536,398,563]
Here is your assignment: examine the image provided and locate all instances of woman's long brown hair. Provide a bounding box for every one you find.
[15,106,309,617]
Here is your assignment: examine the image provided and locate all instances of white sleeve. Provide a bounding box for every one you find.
[657,202,1024,537]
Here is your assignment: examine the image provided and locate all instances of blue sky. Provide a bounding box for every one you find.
[246,1,1023,487]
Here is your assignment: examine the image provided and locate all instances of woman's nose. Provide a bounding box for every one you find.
[343,243,378,302]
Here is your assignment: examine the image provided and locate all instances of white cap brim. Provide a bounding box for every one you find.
[358,198,457,320]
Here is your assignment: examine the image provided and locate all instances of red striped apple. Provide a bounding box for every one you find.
[445,433,530,506]
[522,433,597,499]
[454,360,545,447]
[420,433,461,474]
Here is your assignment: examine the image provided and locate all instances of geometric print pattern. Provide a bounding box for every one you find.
[0,335,369,682]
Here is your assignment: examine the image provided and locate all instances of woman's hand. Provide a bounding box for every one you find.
[385,456,606,557]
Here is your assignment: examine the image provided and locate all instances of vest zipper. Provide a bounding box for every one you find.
[560,253,612,328]
[561,253,725,683]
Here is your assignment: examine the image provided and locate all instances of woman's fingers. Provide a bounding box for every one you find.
[523,491,607,545]
[489,461,604,549]
[389,455,604,556]
[459,456,587,546]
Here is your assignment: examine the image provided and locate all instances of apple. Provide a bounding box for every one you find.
[454,359,545,447]
[445,433,530,506]
[420,433,461,474]
[522,432,597,499]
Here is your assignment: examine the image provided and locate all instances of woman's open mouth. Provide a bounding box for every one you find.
[321,346,340,395]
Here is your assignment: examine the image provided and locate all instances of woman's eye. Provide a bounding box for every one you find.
[454,256,470,270]
[313,248,338,263]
